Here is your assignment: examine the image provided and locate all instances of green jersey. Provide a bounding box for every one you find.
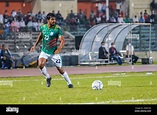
[40,24,63,54]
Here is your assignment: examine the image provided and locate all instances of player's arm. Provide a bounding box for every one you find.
[54,35,65,54]
[30,32,42,52]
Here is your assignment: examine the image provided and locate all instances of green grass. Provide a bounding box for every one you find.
[0,72,157,104]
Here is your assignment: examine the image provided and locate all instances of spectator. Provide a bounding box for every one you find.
[0,12,3,24]
[150,0,156,11]
[98,41,108,59]
[139,16,145,23]
[89,10,96,26]
[117,14,124,23]
[96,14,102,24]
[109,15,116,23]
[1,44,14,69]
[77,9,86,25]
[132,15,139,23]
[3,13,9,24]
[32,19,38,31]
[11,18,20,32]
[124,15,131,23]
[42,11,47,20]
[139,12,145,23]
[115,0,122,14]
[101,12,106,23]
[96,2,103,13]
[35,11,42,21]
[11,9,17,18]
[16,9,23,22]
[150,10,156,24]
[102,2,106,13]
[56,10,63,24]
[19,18,26,27]
[144,10,148,21]
[3,22,11,39]
[69,10,75,19]
[109,42,122,65]
[27,16,33,30]
[126,41,139,65]
[37,19,44,31]
[0,44,2,68]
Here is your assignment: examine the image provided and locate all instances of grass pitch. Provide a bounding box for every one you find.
[0,71,157,104]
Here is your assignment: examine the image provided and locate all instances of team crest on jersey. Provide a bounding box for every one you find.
[55,25,59,30]
[50,32,54,36]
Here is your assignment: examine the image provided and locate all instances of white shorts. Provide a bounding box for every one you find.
[38,52,62,68]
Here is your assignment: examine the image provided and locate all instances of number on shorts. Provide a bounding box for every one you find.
[56,59,61,63]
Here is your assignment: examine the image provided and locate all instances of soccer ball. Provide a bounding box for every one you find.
[92,80,103,90]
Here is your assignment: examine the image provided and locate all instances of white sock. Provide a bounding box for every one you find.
[40,66,50,79]
[61,71,72,85]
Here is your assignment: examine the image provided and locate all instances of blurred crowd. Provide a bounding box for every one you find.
[0,6,156,40]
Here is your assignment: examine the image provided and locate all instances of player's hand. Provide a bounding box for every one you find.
[30,46,36,52]
[54,49,61,54]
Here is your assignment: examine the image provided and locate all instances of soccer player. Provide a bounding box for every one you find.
[30,13,73,88]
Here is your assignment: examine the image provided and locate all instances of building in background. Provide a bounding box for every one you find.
[0,0,156,20]
[0,0,33,15]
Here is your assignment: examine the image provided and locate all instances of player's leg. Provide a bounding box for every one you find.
[56,67,73,88]
[51,54,73,88]
[38,52,51,87]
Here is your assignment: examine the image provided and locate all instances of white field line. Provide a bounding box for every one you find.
[10,97,157,104]
[10,98,157,104]
[38,98,157,104]
[85,98,157,104]
[0,73,154,82]
[0,75,122,82]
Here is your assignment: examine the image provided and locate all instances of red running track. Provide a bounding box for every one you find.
[0,64,157,77]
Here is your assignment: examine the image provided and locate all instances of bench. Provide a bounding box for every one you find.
[88,52,110,64]
[119,50,132,64]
